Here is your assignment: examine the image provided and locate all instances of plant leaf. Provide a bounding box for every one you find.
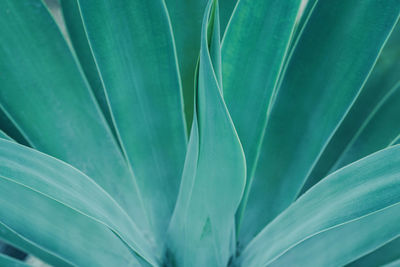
[221,0,302,233]
[302,22,400,193]
[76,0,187,244]
[167,1,246,266]
[164,0,208,128]
[241,0,400,244]
[238,145,400,266]
[0,130,12,141]
[0,253,30,267]
[0,139,157,266]
[0,108,29,146]
[0,0,149,234]
[59,0,116,139]
[347,236,400,267]
[328,83,400,170]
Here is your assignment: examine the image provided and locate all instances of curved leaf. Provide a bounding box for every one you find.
[242,0,400,244]
[239,145,400,266]
[59,0,116,138]
[0,253,30,267]
[167,1,246,266]
[164,0,208,127]
[76,0,187,243]
[302,22,400,193]
[0,139,157,265]
[0,0,149,234]
[221,0,302,233]
[329,83,400,171]
[348,236,400,267]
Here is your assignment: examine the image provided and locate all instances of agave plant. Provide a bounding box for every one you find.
[0,0,400,266]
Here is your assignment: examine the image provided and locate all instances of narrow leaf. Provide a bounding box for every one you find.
[242,0,400,244]
[0,0,149,234]
[302,23,400,193]
[221,0,302,233]
[239,145,400,266]
[167,1,246,265]
[0,139,157,265]
[76,0,187,244]
[348,236,400,267]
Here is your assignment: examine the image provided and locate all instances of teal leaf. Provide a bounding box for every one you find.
[167,1,246,265]
[302,23,400,193]
[347,236,400,267]
[221,0,302,233]
[164,0,208,128]
[0,139,157,266]
[239,145,400,267]
[0,0,149,235]
[76,0,187,245]
[60,0,117,139]
[0,253,30,267]
[241,0,400,245]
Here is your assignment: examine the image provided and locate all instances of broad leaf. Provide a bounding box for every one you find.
[0,0,149,235]
[221,0,302,232]
[76,0,187,244]
[241,0,400,245]
[302,22,400,193]
[239,145,400,266]
[348,236,400,267]
[167,1,246,266]
[0,139,157,265]
[60,0,116,138]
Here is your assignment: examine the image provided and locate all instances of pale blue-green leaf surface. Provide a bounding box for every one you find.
[0,0,149,235]
[302,22,400,193]
[76,0,187,244]
[239,145,400,267]
[167,1,246,266]
[0,139,157,265]
[241,0,400,245]
[348,236,400,267]
[59,0,116,138]
[221,0,302,232]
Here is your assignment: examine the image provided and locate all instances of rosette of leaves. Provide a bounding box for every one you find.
[0,0,400,266]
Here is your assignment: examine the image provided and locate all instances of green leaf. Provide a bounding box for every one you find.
[219,0,237,35]
[0,139,157,266]
[221,0,302,232]
[167,1,246,266]
[0,253,30,267]
[329,83,400,170]
[0,130,12,141]
[238,145,400,267]
[241,0,400,244]
[0,0,149,235]
[1,222,72,267]
[76,0,188,243]
[302,22,400,193]
[164,0,208,128]
[347,236,400,267]
[0,108,29,146]
[59,0,116,139]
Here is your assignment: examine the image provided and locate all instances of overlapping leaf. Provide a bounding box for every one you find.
[239,145,400,266]
[0,0,149,237]
[167,1,246,266]
[0,139,157,265]
[303,22,400,193]
[221,0,302,234]
[75,0,187,245]
[242,0,400,245]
